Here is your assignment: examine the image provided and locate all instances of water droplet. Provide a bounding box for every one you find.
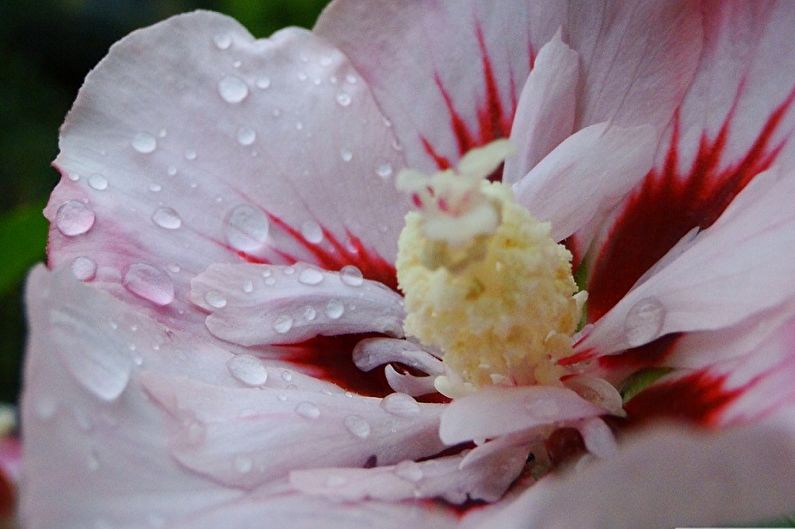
[325,299,344,320]
[234,455,253,474]
[298,267,324,285]
[204,290,227,309]
[624,297,666,347]
[55,200,95,236]
[302,305,317,321]
[297,72,308,81]
[233,60,242,68]
[264,277,276,286]
[273,315,293,334]
[35,395,57,420]
[71,256,97,281]
[132,132,157,153]
[151,207,182,230]
[272,108,282,118]
[340,265,364,287]
[343,415,371,439]
[394,460,423,482]
[236,127,256,146]
[149,183,162,192]
[242,279,254,293]
[340,148,353,162]
[345,74,358,84]
[380,392,420,416]
[256,76,271,89]
[295,401,320,420]
[213,33,232,50]
[336,92,352,107]
[167,166,178,176]
[123,263,175,306]
[88,174,108,191]
[376,163,393,179]
[301,220,323,244]
[295,121,304,131]
[184,149,197,161]
[218,76,249,104]
[225,204,269,252]
[281,370,293,382]
[185,419,206,445]
[67,172,80,182]
[167,263,181,273]
[226,354,269,386]
[158,128,167,138]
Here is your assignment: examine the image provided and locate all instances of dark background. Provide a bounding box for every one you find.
[0,0,329,405]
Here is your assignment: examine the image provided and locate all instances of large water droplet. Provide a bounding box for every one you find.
[298,267,324,286]
[55,200,95,236]
[236,127,257,146]
[151,207,182,230]
[123,263,174,306]
[213,33,232,50]
[295,401,320,420]
[336,92,352,107]
[394,460,423,482]
[218,76,249,104]
[301,220,323,244]
[340,265,364,287]
[132,132,157,154]
[380,392,420,416]
[325,299,345,320]
[204,290,228,309]
[227,354,268,386]
[624,297,666,347]
[343,414,371,439]
[273,315,294,334]
[88,174,108,191]
[234,455,253,474]
[225,204,269,252]
[71,256,97,281]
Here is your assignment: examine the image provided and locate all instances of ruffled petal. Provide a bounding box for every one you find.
[191,263,404,346]
[47,11,406,323]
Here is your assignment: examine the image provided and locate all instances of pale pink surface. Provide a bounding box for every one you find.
[21,1,795,528]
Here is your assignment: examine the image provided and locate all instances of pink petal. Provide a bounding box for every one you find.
[478,422,795,529]
[291,444,527,504]
[21,266,247,529]
[502,30,578,184]
[140,371,446,490]
[190,263,404,346]
[439,385,605,445]
[586,2,795,321]
[168,493,458,529]
[317,1,700,174]
[514,122,656,242]
[47,12,406,322]
[579,167,795,356]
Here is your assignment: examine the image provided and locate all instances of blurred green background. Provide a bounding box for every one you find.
[0,0,329,405]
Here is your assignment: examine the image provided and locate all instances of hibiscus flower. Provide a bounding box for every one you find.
[20,1,795,528]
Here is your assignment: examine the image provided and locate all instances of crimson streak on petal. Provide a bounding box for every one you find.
[588,86,795,322]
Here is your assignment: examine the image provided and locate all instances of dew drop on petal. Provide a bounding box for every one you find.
[151,207,182,230]
[234,455,253,474]
[340,148,353,162]
[325,299,344,320]
[301,220,323,244]
[35,395,57,420]
[226,354,269,386]
[88,174,108,191]
[236,127,257,146]
[242,279,254,293]
[298,267,324,286]
[204,290,227,309]
[55,200,95,236]
[343,414,371,439]
[295,401,320,420]
[273,315,293,334]
[224,204,269,252]
[376,163,393,180]
[213,33,232,50]
[380,392,420,416]
[123,263,175,306]
[336,92,351,107]
[624,297,666,347]
[394,460,423,482]
[184,149,197,161]
[218,76,249,104]
[132,132,157,153]
[71,256,97,281]
[345,73,358,84]
[340,265,364,287]
[281,370,293,383]
[302,305,317,321]
[256,76,271,89]
[149,183,162,192]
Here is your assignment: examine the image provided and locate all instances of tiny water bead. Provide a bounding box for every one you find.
[376,163,394,180]
[204,290,228,309]
[300,220,323,244]
[131,132,157,153]
[343,415,371,439]
[340,148,353,162]
[234,455,253,474]
[394,460,423,482]
[256,76,271,89]
[151,207,182,230]
[295,401,321,420]
[213,33,232,50]
[325,299,345,320]
[55,200,95,236]
[236,127,257,146]
[123,263,175,306]
[339,265,364,287]
[71,256,97,281]
[302,305,317,321]
[624,296,666,347]
[224,204,270,252]
[226,354,268,387]
[272,315,294,334]
[88,174,108,191]
[298,267,324,285]
[380,392,420,416]
[218,76,249,104]
[336,92,352,107]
